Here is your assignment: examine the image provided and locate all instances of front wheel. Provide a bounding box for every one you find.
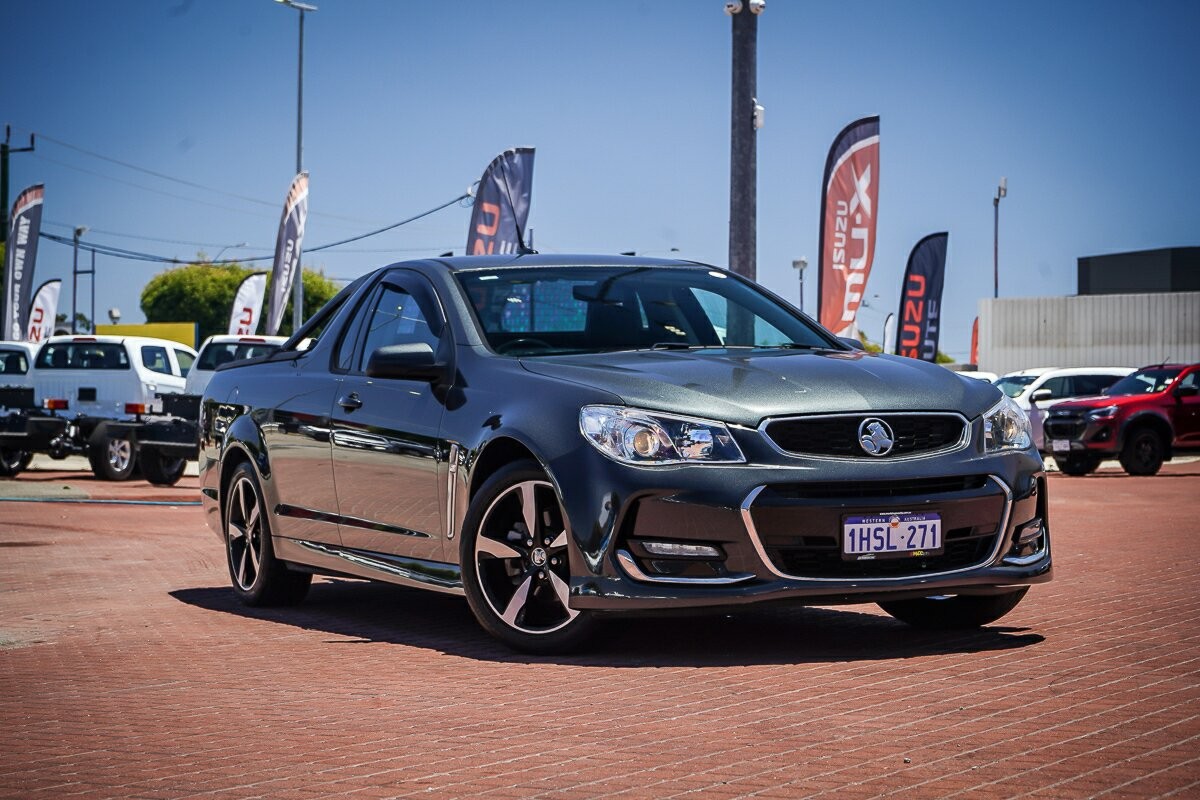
[0,448,31,478]
[141,448,187,486]
[224,462,311,606]
[461,461,596,653]
[1119,428,1165,476]
[89,436,136,481]
[879,588,1029,629]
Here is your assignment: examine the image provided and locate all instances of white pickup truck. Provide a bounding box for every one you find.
[29,335,198,480]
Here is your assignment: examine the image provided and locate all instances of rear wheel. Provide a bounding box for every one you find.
[879,588,1029,629]
[461,461,595,653]
[1119,428,1165,476]
[141,448,187,486]
[0,448,30,477]
[89,436,136,481]
[1054,453,1101,476]
[224,462,311,606]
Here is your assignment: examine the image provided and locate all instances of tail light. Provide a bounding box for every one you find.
[125,403,148,415]
[44,398,69,411]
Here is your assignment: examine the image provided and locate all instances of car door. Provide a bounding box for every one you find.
[1171,369,1200,445]
[329,272,449,562]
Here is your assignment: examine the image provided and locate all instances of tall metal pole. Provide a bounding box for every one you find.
[992,197,999,299]
[292,7,306,333]
[1,127,36,244]
[71,231,80,334]
[728,2,759,283]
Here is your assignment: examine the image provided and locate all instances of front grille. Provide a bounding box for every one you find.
[764,413,965,458]
[1044,415,1086,441]
[770,525,997,579]
[748,475,1007,579]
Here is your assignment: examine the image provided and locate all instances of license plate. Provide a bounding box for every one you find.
[1050,439,1070,453]
[843,513,943,560]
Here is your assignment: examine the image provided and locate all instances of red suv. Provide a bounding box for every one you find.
[1042,363,1200,475]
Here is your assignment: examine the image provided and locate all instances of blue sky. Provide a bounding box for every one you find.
[4,0,1198,359]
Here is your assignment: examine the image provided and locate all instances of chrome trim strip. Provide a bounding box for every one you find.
[739,474,1015,583]
[1003,529,1049,567]
[758,411,972,463]
[276,503,432,539]
[616,549,754,585]
[445,442,460,540]
[296,540,464,595]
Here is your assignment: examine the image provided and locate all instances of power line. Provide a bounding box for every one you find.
[43,220,270,251]
[38,193,470,264]
[24,128,385,226]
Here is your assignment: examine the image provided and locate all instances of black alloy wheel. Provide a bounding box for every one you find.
[1119,428,1165,476]
[0,448,30,478]
[461,461,595,653]
[1054,453,1101,476]
[141,448,188,486]
[878,588,1029,629]
[224,462,311,606]
[88,436,137,481]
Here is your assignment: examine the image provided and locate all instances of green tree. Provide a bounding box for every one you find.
[140,258,339,341]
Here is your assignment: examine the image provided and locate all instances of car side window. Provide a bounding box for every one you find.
[356,284,439,373]
[1041,376,1068,399]
[141,346,172,375]
[0,350,28,374]
[1180,372,1198,390]
[174,349,195,377]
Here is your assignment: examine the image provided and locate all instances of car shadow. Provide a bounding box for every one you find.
[171,579,1044,667]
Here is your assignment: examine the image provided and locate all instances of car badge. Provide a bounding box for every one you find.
[858,418,895,456]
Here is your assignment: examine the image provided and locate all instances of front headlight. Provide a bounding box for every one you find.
[579,405,746,465]
[983,394,1032,452]
[1087,405,1119,421]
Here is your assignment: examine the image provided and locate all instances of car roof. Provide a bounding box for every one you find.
[411,253,714,273]
[43,334,198,354]
[0,341,38,353]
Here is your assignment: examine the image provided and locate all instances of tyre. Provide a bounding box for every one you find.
[879,588,1029,630]
[140,448,187,486]
[88,436,137,481]
[0,448,30,478]
[1119,428,1165,476]
[461,460,596,653]
[224,461,311,606]
[1054,453,1101,476]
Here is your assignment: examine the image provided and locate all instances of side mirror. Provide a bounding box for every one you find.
[838,336,865,351]
[1029,388,1052,405]
[1174,385,1199,399]
[365,343,444,382]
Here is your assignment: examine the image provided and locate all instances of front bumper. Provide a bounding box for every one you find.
[554,431,1051,612]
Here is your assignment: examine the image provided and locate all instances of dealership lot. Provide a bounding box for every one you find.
[1,463,1198,799]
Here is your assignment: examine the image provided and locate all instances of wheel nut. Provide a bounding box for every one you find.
[544,537,551,545]
[551,557,558,566]
[526,539,534,547]
[538,570,546,579]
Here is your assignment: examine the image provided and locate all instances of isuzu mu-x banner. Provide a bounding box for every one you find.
[466,147,534,255]
[2,184,45,341]
[817,117,879,337]
[265,172,308,336]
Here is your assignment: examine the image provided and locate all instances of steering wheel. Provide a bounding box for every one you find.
[497,337,555,354]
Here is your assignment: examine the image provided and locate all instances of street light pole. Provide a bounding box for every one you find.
[993,177,1006,299]
[211,241,248,263]
[71,226,88,334]
[792,257,808,313]
[275,0,316,333]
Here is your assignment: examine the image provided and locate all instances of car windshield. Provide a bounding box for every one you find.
[1105,367,1183,396]
[456,266,837,356]
[35,342,130,370]
[995,375,1037,397]
[197,342,282,370]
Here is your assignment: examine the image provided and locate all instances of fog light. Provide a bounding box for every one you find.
[641,541,721,558]
[1016,518,1043,545]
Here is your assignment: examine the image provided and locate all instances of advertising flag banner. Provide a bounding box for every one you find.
[895,232,949,362]
[817,118,880,336]
[228,272,268,336]
[265,173,309,336]
[970,316,980,366]
[466,147,534,255]
[25,279,61,343]
[2,184,46,341]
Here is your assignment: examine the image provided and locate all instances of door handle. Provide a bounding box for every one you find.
[338,392,363,411]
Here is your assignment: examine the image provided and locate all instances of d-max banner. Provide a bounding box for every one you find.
[2,184,46,341]
[817,118,879,337]
[228,272,268,336]
[895,232,948,362]
[265,172,309,336]
[466,147,534,255]
[25,279,61,343]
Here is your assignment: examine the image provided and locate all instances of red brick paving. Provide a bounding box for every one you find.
[1,463,1198,799]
